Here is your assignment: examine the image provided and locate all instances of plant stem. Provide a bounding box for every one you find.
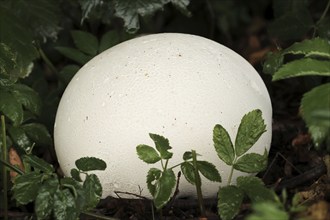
[227,157,237,185]
[317,0,330,25]
[38,48,58,75]
[82,211,119,220]
[1,115,8,220]
[0,159,24,175]
[192,150,206,217]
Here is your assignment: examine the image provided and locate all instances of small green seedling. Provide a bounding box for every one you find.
[136,134,221,211]
[214,109,274,220]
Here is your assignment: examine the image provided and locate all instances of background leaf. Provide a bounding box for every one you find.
[235,109,266,157]
[136,144,161,163]
[213,124,235,165]
[233,150,268,173]
[218,185,244,220]
[197,161,221,182]
[8,126,32,151]
[99,30,121,53]
[301,83,330,148]
[11,84,42,115]
[58,65,80,85]
[149,133,173,159]
[75,157,107,171]
[0,90,23,125]
[21,123,52,146]
[272,58,330,81]
[55,47,92,65]
[71,30,99,56]
[23,154,54,173]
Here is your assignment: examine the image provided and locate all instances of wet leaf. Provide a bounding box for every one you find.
[71,30,99,56]
[75,157,106,171]
[235,109,266,157]
[233,150,268,173]
[218,185,244,220]
[136,144,161,164]
[154,169,176,209]
[213,124,235,165]
[149,133,173,159]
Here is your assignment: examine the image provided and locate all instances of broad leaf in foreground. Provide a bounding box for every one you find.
[53,188,78,220]
[147,168,162,197]
[218,185,244,220]
[213,124,235,165]
[153,169,176,209]
[233,150,268,173]
[197,161,221,182]
[283,38,330,59]
[149,133,173,159]
[136,145,161,163]
[83,174,103,210]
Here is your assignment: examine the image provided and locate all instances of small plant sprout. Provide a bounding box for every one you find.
[214,109,274,220]
[136,134,221,213]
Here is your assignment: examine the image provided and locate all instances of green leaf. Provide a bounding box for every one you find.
[268,8,313,41]
[0,43,17,77]
[21,123,52,146]
[213,124,235,165]
[113,0,168,33]
[8,126,32,151]
[147,168,162,197]
[247,201,289,220]
[99,30,121,53]
[22,154,54,173]
[154,169,176,209]
[149,133,173,159]
[317,17,330,40]
[0,6,38,79]
[70,168,82,182]
[60,177,86,211]
[235,109,266,157]
[59,65,79,84]
[0,89,23,125]
[83,174,103,210]
[183,151,193,160]
[79,0,105,23]
[75,157,107,171]
[136,144,161,164]
[180,161,196,185]
[197,161,221,182]
[283,38,330,59]
[263,51,284,75]
[218,185,244,220]
[301,83,330,148]
[12,171,43,205]
[170,0,191,16]
[8,0,61,41]
[233,150,268,173]
[71,30,99,56]
[35,178,59,220]
[53,188,78,220]
[11,84,42,115]
[272,58,330,81]
[237,176,275,203]
[55,46,92,65]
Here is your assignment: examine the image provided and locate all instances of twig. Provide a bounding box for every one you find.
[81,211,120,220]
[192,150,206,218]
[114,191,149,200]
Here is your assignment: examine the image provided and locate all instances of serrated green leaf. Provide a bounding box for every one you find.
[22,154,54,173]
[268,8,313,41]
[263,51,284,75]
[12,171,43,205]
[11,83,42,115]
[99,30,121,53]
[35,178,59,220]
[147,168,162,197]
[136,144,161,164]
[70,168,82,182]
[0,43,17,76]
[235,109,266,157]
[53,188,78,220]
[21,123,52,146]
[75,157,106,171]
[149,133,173,159]
[233,150,268,173]
[183,151,193,160]
[0,89,23,125]
[283,38,330,59]
[247,201,289,220]
[7,0,61,41]
[8,126,32,151]
[71,30,99,56]
[197,161,221,182]
[154,169,176,209]
[83,174,102,210]
[55,47,92,65]
[301,83,330,148]
[180,161,196,185]
[237,176,275,203]
[59,65,80,84]
[113,0,168,33]
[218,185,244,220]
[273,58,330,81]
[213,124,235,165]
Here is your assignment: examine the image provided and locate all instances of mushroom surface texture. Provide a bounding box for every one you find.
[54,33,272,199]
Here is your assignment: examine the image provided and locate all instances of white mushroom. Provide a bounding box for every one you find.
[54,33,272,198]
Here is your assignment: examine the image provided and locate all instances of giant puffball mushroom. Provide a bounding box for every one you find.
[54,33,272,198]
